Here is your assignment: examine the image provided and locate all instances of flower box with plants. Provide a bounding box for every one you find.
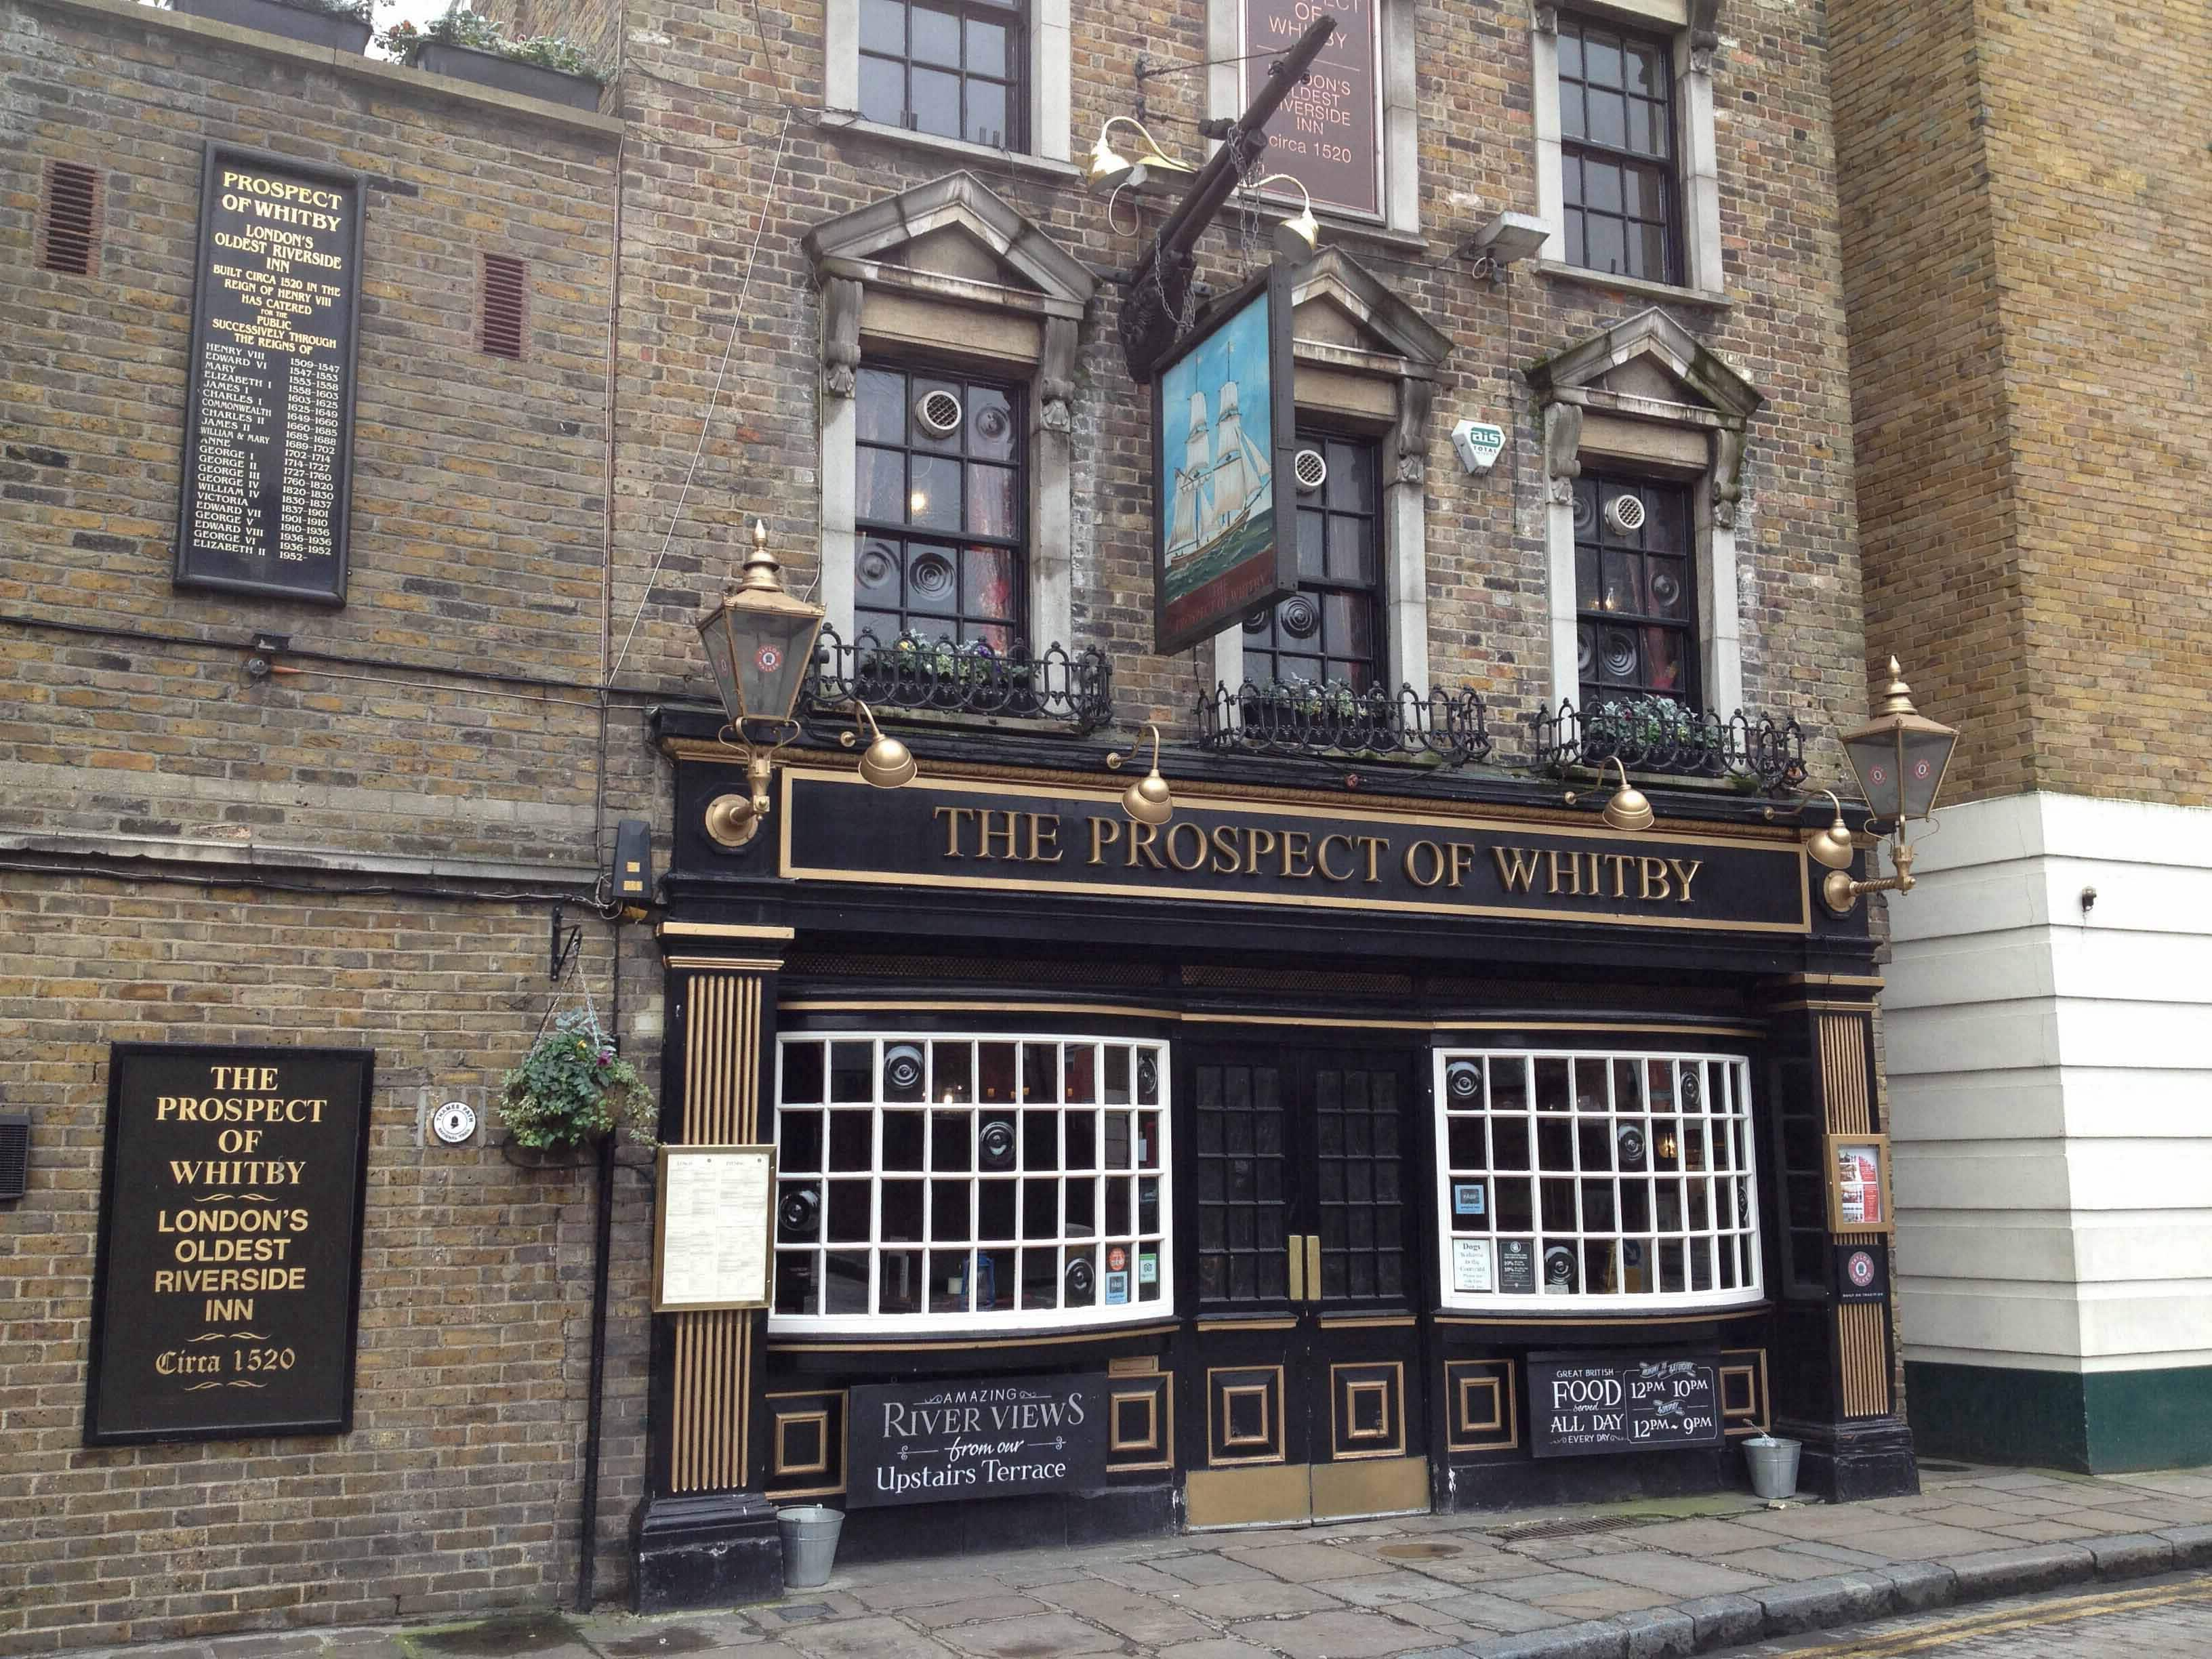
[496,1010,656,1157]
[1579,695,1728,778]
[380,7,608,111]
[174,0,375,54]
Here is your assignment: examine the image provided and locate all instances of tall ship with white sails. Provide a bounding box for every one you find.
[1164,349,1273,578]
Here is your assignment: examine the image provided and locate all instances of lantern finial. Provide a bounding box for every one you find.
[1875,656,1917,718]
[735,518,786,595]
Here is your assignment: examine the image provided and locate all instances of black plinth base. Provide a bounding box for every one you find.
[1782,1415,1920,1502]
[1442,1446,1740,1512]
[630,1490,783,1612]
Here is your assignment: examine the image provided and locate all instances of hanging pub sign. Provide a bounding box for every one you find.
[84,1044,375,1445]
[847,1374,1107,1507]
[1245,0,1384,219]
[1528,1352,1723,1458]
[1152,264,1300,656]
[174,144,365,606]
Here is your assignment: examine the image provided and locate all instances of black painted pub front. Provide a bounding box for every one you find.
[630,716,1914,1608]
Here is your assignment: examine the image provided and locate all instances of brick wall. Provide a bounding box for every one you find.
[1834,0,2212,806]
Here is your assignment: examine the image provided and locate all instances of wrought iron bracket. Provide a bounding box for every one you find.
[549,907,583,983]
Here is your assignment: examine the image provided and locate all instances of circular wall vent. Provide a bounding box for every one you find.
[914,388,964,439]
[1292,446,1328,494]
[1604,493,1647,535]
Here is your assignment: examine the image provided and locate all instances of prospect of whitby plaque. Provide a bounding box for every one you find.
[173,144,365,605]
[84,1044,375,1445]
[1246,0,1383,219]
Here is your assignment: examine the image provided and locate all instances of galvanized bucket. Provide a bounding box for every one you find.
[1743,1434,1801,1500]
[777,1504,845,1589]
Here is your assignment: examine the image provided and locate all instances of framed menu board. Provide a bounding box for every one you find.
[1826,1133,1895,1235]
[653,1144,776,1311]
[174,144,364,606]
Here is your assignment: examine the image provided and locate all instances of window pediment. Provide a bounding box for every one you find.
[1290,248,1452,377]
[803,171,1094,320]
[1523,306,1762,428]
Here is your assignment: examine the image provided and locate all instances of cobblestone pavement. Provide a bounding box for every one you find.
[60,1464,2212,1659]
[1722,1570,2212,1654]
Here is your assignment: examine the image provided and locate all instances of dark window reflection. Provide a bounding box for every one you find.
[1558,15,1677,283]
[857,0,1025,151]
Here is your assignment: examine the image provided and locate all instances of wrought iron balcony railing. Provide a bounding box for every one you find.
[1530,698,1808,794]
[1197,680,1495,768]
[804,627,1114,735]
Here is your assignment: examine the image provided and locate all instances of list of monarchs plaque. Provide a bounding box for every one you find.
[85,1045,375,1445]
[174,144,365,606]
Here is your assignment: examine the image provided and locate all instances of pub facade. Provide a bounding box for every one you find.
[2,0,1906,1640]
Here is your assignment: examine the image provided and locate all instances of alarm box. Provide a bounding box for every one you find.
[613,819,653,910]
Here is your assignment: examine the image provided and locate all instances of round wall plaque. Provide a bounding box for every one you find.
[431,1099,477,1145]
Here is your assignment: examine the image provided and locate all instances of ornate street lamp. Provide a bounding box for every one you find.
[1820,657,1960,914]
[695,521,913,848]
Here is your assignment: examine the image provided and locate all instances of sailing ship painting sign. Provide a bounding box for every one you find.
[1151,264,1300,655]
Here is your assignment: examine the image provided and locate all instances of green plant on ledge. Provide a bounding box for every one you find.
[263,0,376,21]
[497,1009,655,1152]
[380,5,608,81]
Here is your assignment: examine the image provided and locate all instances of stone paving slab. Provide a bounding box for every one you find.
[46,1462,2212,1659]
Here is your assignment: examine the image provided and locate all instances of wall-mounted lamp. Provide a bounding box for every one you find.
[1803,790,1858,872]
[697,521,917,849]
[844,701,917,788]
[1088,117,1197,195]
[1566,755,1655,833]
[1461,209,1551,281]
[1242,173,1320,264]
[1105,724,1174,825]
[1821,657,1959,914]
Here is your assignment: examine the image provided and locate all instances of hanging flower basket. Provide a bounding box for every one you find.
[497,1009,656,1153]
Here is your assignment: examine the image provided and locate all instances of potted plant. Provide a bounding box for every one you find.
[1582,695,1725,776]
[496,1010,656,1155]
[380,7,608,111]
[176,0,375,55]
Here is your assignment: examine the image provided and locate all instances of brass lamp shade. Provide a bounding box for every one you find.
[1087,129,1136,193]
[1840,657,1957,825]
[1272,205,1320,263]
[695,520,825,729]
[1112,724,1174,825]
[1600,756,1654,834]
[1805,791,1858,872]
[853,701,917,789]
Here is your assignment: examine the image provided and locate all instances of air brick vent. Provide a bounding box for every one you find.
[37,161,100,276]
[480,253,529,359]
[0,1115,28,1202]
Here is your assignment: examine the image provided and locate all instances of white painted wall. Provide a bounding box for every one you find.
[1882,791,2212,1376]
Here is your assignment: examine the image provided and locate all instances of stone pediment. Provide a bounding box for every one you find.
[1522,307,1763,429]
[1290,247,1452,376]
[802,171,1094,321]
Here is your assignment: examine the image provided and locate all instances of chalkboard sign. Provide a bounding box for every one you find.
[1528,1353,1723,1459]
[84,1044,375,1445]
[174,144,365,606]
[848,1374,1106,1508]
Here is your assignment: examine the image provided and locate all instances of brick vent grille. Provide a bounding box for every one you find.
[0,1115,28,1201]
[479,253,529,359]
[37,161,100,276]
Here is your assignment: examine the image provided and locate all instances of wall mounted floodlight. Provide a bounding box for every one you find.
[1462,210,1551,281]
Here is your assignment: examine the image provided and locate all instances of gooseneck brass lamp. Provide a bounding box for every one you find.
[1804,790,1858,873]
[1244,173,1322,264]
[1105,724,1174,825]
[1086,117,1197,194]
[849,701,917,789]
[696,520,916,849]
[1822,657,1960,914]
[1597,756,1654,834]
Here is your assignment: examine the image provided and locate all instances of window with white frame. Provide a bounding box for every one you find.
[772,1033,1172,1333]
[825,0,1070,167]
[1434,1048,1761,1311]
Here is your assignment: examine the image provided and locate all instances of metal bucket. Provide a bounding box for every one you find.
[777,1504,845,1589]
[1743,1434,1801,1500]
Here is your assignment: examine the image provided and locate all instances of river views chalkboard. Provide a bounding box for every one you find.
[1528,1352,1723,1459]
[84,1044,375,1445]
[848,1374,1107,1507]
[174,144,363,605]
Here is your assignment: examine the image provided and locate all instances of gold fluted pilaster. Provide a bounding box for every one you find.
[1818,1008,1891,1418]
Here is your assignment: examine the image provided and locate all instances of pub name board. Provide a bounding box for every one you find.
[85,1044,375,1445]
[174,144,365,606]
[1528,1353,1724,1459]
[779,771,1811,933]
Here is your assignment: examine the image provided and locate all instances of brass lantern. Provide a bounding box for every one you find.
[694,521,826,849]
[1823,657,1961,914]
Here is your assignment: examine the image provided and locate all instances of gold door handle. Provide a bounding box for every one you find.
[1287,1234,1306,1303]
[1305,1234,1322,1305]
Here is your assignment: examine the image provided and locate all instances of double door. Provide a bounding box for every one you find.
[1176,1045,1431,1527]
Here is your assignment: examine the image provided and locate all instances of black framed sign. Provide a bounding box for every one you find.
[174,144,365,606]
[1244,0,1384,219]
[1151,264,1300,656]
[847,1374,1107,1507]
[1528,1352,1723,1458]
[85,1044,375,1445]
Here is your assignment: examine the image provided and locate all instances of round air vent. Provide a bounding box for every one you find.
[1292,446,1328,494]
[1064,1256,1095,1304]
[883,1042,924,1101]
[1616,1124,1647,1168]
[979,1118,1017,1169]
[1604,492,1647,535]
[1544,1245,1578,1290]
[914,388,964,440]
[778,1187,819,1240]
[1445,1060,1483,1104]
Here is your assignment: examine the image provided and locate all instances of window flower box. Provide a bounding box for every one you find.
[412,41,603,110]
[173,0,373,54]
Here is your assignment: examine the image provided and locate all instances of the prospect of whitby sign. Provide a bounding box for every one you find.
[1528,1352,1724,1459]
[84,1045,375,1445]
[174,144,365,605]
[847,1374,1107,1507]
[1245,0,1384,218]
[779,770,1812,933]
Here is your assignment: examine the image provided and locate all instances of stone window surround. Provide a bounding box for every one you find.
[1532,0,1723,298]
[803,173,1097,653]
[823,0,1073,169]
[1523,307,1762,720]
[1205,0,1420,237]
[1211,249,1451,700]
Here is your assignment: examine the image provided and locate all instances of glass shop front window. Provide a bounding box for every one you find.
[771,1033,1172,1334]
[1435,1048,1762,1312]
